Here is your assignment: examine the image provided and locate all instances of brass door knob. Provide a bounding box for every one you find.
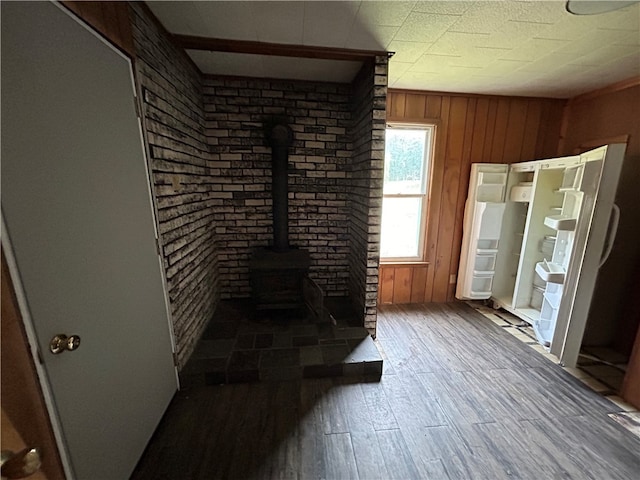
[1,447,41,478]
[49,334,81,354]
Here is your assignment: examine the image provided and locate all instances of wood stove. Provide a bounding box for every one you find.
[250,119,311,312]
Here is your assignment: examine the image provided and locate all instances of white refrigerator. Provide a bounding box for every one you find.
[456,144,626,368]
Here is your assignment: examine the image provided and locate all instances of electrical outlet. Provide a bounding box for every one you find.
[449,274,457,284]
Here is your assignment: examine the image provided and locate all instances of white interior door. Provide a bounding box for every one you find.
[550,144,626,367]
[1,2,177,479]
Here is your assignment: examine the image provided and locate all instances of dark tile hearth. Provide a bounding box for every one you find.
[180,300,383,386]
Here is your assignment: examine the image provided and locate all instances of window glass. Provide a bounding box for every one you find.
[383,129,429,195]
[380,125,434,261]
[380,197,422,258]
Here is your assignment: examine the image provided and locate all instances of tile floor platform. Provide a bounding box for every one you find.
[180,299,383,386]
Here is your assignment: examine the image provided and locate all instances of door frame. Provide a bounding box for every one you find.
[1,2,179,477]
[1,220,75,478]
[1,248,66,480]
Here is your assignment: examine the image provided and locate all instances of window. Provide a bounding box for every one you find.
[380,125,434,262]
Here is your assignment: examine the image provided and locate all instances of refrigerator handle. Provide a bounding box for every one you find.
[599,203,620,268]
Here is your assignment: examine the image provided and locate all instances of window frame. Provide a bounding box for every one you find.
[380,123,436,264]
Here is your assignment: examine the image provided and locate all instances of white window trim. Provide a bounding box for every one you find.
[380,123,435,263]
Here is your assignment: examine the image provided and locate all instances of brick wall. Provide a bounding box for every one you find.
[202,63,388,333]
[203,77,353,299]
[348,57,388,335]
[131,4,219,368]
[130,4,389,365]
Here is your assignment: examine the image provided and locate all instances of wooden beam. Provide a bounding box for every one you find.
[568,76,640,105]
[388,87,562,102]
[174,34,387,62]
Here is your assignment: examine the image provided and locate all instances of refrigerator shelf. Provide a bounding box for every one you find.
[543,291,562,309]
[535,261,565,284]
[544,215,577,231]
[476,248,498,254]
[556,187,581,193]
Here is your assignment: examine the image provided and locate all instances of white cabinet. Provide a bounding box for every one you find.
[456,145,626,367]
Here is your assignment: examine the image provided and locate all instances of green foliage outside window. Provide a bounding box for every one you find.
[385,130,426,182]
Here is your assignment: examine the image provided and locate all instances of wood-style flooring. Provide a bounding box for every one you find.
[132,302,640,479]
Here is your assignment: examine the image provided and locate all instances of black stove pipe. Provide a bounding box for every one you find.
[266,121,294,252]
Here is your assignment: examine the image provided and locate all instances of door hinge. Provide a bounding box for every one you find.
[134,98,141,118]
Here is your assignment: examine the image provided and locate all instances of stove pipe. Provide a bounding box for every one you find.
[266,121,294,252]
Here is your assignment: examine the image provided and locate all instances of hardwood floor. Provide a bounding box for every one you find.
[132,303,640,479]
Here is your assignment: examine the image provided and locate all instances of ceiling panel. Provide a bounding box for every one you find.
[192,2,258,40]
[147,0,640,98]
[355,1,415,27]
[302,1,360,47]
[249,1,304,44]
[187,49,362,84]
[393,12,461,42]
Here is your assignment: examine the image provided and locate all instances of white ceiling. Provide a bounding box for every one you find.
[147,1,640,98]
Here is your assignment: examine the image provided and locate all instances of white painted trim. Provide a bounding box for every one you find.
[381,124,435,263]
[131,73,180,387]
[1,213,76,480]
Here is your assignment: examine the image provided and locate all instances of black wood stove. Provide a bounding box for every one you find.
[249,119,310,312]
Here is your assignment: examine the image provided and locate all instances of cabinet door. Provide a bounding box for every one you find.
[550,144,626,367]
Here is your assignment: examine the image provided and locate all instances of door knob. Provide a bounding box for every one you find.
[49,334,81,354]
[1,447,41,478]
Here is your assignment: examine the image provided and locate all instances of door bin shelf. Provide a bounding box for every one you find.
[474,254,496,271]
[535,262,565,284]
[470,274,493,297]
[544,215,576,231]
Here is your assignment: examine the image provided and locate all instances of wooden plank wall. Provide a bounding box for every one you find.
[62,1,134,57]
[379,90,565,304]
[560,80,640,355]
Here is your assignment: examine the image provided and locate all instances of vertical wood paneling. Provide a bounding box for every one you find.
[379,268,395,304]
[425,96,442,119]
[392,268,413,304]
[448,98,478,301]
[521,100,543,160]
[432,97,468,302]
[423,96,450,301]
[560,83,640,397]
[481,99,499,161]
[503,99,529,162]
[62,1,133,56]
[536,100,566,159]
[471,98,490,162]
[405,94,426,118]
[382,90,564,305]
[410,266,428,303]
[389,92,406,118]
[490,99,511,162]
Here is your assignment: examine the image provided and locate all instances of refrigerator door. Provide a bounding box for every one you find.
[550,144,626,367]
[456,164,508,300]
